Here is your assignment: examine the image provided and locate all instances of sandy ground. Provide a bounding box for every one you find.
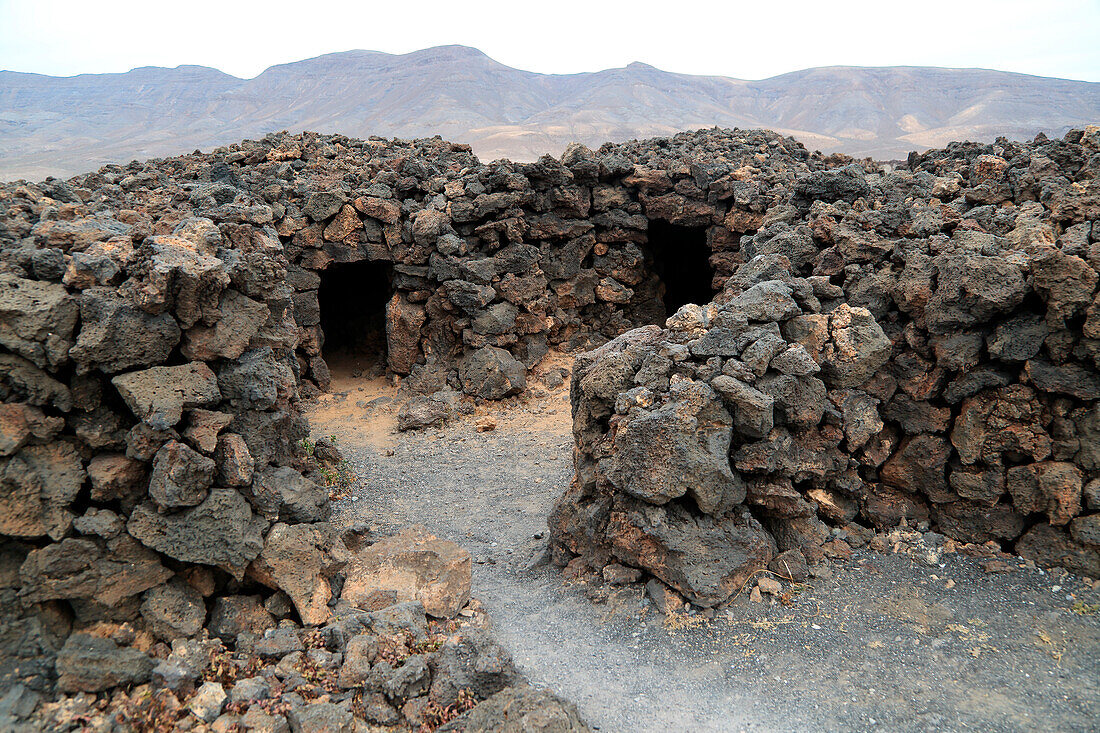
[307,356,1100,732]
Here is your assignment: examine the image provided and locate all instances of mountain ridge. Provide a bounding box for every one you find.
[2,45,1098,180]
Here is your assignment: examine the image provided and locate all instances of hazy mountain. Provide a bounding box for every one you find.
[2,45,1098,180]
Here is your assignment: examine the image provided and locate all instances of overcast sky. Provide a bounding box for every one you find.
[2,0,1098,82]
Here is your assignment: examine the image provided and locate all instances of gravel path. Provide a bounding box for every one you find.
[308,368,1100,733]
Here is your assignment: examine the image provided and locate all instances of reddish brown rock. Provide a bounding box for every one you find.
[87,453,146,504]
[249,522,348,626]
[342,525,471,618]
[933,501,1025,544]
[1006,462,1082,526]
[1016,524,1100,578]
[950,385,1052,465]
[862,485,931,529]
[606,500,774,608]
[881,434,953,503]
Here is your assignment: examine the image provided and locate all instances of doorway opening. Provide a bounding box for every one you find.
[318,260,393,378]
[643,220,714,316]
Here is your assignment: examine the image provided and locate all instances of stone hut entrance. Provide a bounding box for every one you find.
[643,219,715,316]
[318,260,393,378]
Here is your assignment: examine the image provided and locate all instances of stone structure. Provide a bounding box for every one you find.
[550,128,1100,608]
[1,122,1099,724]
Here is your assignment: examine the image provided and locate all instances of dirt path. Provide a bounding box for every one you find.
[307,361,1100,733]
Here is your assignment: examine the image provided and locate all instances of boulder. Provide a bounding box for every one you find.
[112,362,221,429]
[606,500,775,607]
[250,522,348,626]
[127,489,267,578]
[140,580,206,640]
[181,290,269,361]
[249,466,330,523]
[69,287,180,373]
[606,379,743,515]
[124,235,230,328]
[0,273,78,370]
[428,630,521,708]
[342,525,472,618]
[148,440,216,509]
[181,409,234,454]
[819,304,891,388]
[207,595,275,642]
[438,685,590,733]
[1016,524,1100,578]
[214,433,255,487]
[0,440,84,539]
[933,501,1026,544]
[397,392,456,431]
[19,535,172,605]
[880,435,953,503]
[1006,462,1082,525]
[0,353,72,410]
[55,634,154,693]
[217,348,295,411]
[459,347,526,399]
[925,251,1028,334]
[386,293,426,374]
[87,453,146,505]
[287,702,354,733]
[710,375,774,438]
[951,385,1052,465]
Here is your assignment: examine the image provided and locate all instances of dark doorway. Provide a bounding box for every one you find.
[318,260,392,378]
[644,220,714,315]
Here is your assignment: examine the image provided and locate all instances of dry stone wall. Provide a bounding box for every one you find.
[1,122,1099,721]
[550,128,1100,610]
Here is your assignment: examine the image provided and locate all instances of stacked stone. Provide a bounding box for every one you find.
[0,200,341,691]
[0,155,594,726]
[0,128,811,400]
[3,120,1099,714]
[263,128,813,397]
[550,127,1100,608]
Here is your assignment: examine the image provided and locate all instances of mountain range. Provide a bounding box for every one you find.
[2,45,1098,181]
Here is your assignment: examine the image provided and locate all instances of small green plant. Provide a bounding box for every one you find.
[1070,600,1100,615]
[301,436,358,500]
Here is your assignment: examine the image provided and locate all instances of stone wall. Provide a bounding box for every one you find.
[550,128,1100,609]
[2,122,1099,715]
[0,126,815,719]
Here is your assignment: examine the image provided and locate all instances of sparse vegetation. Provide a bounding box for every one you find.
[419,688,479,731]
[300,436,360,500]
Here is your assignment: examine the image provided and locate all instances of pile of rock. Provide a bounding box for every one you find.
[0,144,591,723]
[551,127,1100,609]
[1,127,815,405]
[8,521,588,731]
[3,119,1100,720]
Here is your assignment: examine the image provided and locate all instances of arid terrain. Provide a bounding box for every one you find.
[3,45,1100,179]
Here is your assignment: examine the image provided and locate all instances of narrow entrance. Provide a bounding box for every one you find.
[318,260,393,378]
[643,220,714,316]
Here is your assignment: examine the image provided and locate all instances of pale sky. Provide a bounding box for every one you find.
[1,0,1098,82]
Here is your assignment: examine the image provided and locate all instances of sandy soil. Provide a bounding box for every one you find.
[306,355,1100,732]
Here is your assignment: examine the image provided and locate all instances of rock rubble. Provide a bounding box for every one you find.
[550,127,1100,610]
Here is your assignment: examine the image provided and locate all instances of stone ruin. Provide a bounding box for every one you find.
[550,128,1100,609]
[0,122,1099,726]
